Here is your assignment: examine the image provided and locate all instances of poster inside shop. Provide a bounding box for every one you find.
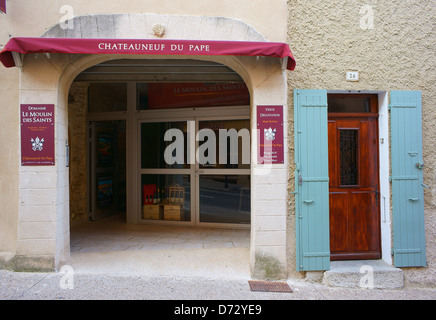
[97,131,114,166]
[20,104,55,166]
[257,105,284,164]
[97,175,114,208]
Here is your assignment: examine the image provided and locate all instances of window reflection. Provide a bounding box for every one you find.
[199,175,250,224]
[88,83,127,112]
[141,122,189,169]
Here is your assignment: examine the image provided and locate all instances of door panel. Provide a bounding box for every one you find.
[328,116,381,260]
[350,191,377,252]
[329,192,349,253]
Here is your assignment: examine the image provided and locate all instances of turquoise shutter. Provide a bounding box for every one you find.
[390,91,427,267]
[294,89,330,271]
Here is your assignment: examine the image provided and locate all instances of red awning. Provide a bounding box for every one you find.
[0,0,5,14]
[0,37,296,70]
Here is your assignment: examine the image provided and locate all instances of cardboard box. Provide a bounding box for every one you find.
[142,204,162,220]
[164,204,183,221]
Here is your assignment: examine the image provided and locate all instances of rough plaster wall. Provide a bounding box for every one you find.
[287,0,436,286]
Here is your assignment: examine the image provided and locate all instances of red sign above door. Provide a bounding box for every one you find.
[257,105,284,164]
[20,104,55,166]
[148,83,250,109]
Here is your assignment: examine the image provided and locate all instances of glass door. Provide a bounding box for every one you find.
[139,117,250,227]
[89,120,126,221]
[140,120,193,223]
[196,119,251,226]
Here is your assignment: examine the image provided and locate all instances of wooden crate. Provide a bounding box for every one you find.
[164,204,183,221]
[142,204,162,220]
[169,185,184,203]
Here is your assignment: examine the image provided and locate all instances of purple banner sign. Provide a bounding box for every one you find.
[257,105,284,164]
[21,104,55,166]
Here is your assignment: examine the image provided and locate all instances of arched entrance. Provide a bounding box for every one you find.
[67,58,252,276]
[73,59,251,226]
[14,13,290,278]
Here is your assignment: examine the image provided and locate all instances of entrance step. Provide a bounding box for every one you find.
[323,260,404,289]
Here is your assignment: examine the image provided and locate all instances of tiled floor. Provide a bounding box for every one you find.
[70,214,250,253]
[68,214,251,278]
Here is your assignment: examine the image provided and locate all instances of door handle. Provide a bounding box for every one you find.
[408,198,419,201]
[303,200,314,204]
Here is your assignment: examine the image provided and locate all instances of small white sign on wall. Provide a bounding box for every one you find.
[346,70,359,82]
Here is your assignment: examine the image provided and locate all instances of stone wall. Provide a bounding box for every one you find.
[68,82,89,224]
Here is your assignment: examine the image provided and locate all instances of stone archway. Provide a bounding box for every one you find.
[42,14,267,42]
[16,14,289,279]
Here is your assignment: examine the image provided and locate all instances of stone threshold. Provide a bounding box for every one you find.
[322,260,404,289]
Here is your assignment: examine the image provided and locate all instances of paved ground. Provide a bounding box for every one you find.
[2,218,435,309]
[1,269,435,301]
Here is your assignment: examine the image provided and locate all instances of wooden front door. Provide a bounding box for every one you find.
[328,96,381,260]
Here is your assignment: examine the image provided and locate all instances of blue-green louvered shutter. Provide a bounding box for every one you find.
[390,91,427,267]
[294,89,330,271]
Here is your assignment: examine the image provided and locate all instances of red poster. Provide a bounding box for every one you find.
[148,83,250,109]
[21,104,55,166]
[257,105,284,164]
[0,0,5,14]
